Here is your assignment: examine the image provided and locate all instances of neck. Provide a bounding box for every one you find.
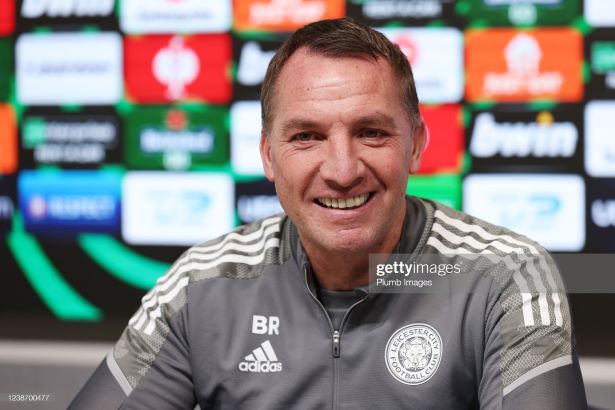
[309,251,371,290]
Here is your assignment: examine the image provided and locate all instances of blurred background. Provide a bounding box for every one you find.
[0,0,614,408]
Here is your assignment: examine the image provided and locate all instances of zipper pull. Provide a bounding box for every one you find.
[332,330,340,358]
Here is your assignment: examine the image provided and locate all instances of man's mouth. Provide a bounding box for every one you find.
[315,193,372,209]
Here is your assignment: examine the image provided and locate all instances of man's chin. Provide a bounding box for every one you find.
[319,234,377,256]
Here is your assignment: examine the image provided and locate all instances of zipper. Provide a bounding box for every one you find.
[332,330,340,357]
[302,264,370,409]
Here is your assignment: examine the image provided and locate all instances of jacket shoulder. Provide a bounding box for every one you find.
[183,213,288,282]
[425,199,548,255]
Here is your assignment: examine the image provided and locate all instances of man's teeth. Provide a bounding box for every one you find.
[318,193,369,209]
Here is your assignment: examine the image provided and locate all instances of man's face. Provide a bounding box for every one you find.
[260,48,425,257]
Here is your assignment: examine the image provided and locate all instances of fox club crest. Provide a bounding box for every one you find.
[385,323,443,385]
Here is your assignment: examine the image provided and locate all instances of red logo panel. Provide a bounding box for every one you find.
[0,0,15,35]
[419,104,464,174]
[125,34,232,104]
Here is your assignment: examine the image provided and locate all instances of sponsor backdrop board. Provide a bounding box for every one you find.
[465,28,583,102]
[124,34,232,104]
[20,107,121,168]
[467,105,583,173]
[18,170,122,237]
[0,37,13,101]
[231,100,265,176]
[587,178,615,252]
[420,104,464,173]
[587,29,615,99]
[234,35,285,100]
[124,105,228,170]
[17,0,117,30]
[122,171,234,246]
[459,0,579,26]
[0,104,17,174]
[0,0,613,344]
[0,175,15,234]
[233,0,346,32]
[378,27,464,103]
[235,179,283,225]
[120,0,232,34]
[346,0,458,25]
[0,0,15,35]
[584,0,615,28]
[16,32,123,105]
[585,101,615,177]
[463,173,586,251]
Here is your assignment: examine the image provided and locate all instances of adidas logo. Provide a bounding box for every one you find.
[238,340,283,373]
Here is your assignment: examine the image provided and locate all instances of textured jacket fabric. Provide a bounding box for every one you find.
[70,196,587,409]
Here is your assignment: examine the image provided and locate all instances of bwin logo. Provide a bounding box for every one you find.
[21,0,115,18]
[237,41,275,86]
[238,340,283,373]
[470,112,577,158]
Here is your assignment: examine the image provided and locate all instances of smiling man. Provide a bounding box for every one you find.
[71,18,587,409]
[260,45,424,290]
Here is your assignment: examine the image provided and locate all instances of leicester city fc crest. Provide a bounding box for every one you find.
[385,323,443,385]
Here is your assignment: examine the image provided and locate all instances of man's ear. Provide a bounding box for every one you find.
[409,120,427,174]
[260,129,275,182]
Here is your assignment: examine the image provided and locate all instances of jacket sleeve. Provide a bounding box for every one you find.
[478,252,587,409]
[70,257,197,409]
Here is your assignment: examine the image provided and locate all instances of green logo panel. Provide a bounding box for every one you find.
[592,41,615,74]
[407,174,461,210]
[0,38,12,101]
[459,0,579,26]
[125,105,229,170]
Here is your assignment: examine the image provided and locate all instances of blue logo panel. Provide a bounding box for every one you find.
[18,170,121,236]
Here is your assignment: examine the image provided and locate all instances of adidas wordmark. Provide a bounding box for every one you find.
[238,340,283,373]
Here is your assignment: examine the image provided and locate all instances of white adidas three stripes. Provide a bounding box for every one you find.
[129,216,283,336]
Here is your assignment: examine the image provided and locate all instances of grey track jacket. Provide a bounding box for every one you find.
[70,196,587,409]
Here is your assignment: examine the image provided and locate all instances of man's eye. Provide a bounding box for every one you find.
[293,132,315,142]
[360,129,385,138]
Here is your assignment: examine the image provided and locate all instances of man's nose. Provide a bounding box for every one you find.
[319,137,364,190]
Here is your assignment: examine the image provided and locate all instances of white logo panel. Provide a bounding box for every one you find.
[378,27,463,103]
[21,0,115,18]
[231,101,265,176]
[463,174,585,251]
[16,32,122,105]
[121,0,231,33]
[470,112,578,158]
[237,41,276,86]
[585,0,615,27]
[122,172,233,246]
[585,101,615,177]
[385,323,443,385]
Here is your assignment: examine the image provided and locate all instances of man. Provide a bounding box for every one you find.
[71,18,587,409]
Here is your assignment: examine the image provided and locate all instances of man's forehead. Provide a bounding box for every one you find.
[280,47,385,77]
[262,47,413,134]
[274,48,397,104]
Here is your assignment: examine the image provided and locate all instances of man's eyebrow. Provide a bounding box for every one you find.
[354,113,398,129]
[279,113,398,134]
[280,118,321,135]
